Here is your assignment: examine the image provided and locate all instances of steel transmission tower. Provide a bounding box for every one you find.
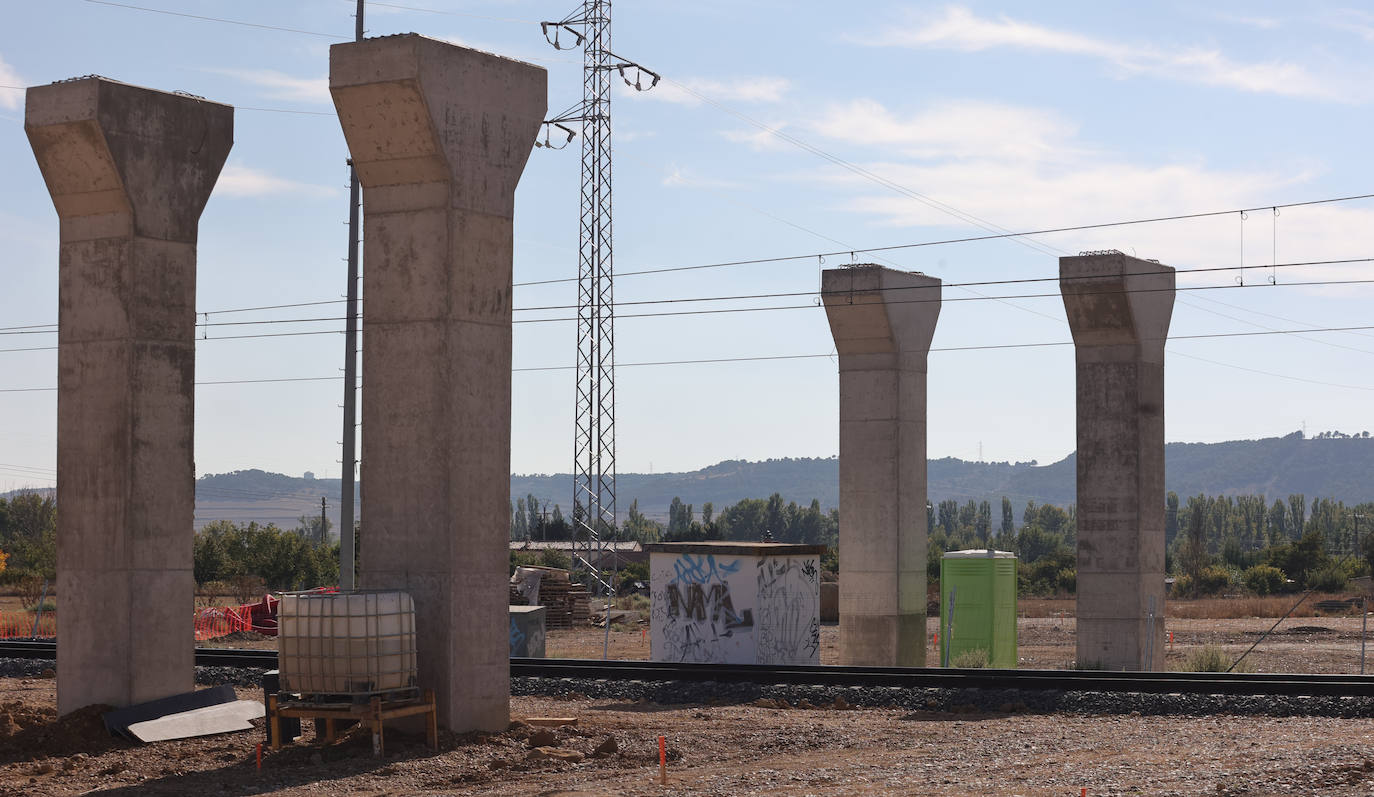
[539,3,657,595]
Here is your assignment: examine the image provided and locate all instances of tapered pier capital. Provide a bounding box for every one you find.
[26,77,232,242]
[330,34,546,217]
[822,266,942,358]
[1060,251,1175,363]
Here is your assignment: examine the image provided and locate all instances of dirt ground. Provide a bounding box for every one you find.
[1,678,1373,796]
[2,600,1373,794]
[551,609,1374,674]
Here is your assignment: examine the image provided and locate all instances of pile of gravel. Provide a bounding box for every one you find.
[195,666,268,689]
[512,676,1374,718]
[0,657,54,679]
[0,657,267,689]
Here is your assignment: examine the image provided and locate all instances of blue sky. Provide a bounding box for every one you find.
[3,1,1374,494]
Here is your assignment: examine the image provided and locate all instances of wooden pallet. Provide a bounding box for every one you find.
[268,689,437,757]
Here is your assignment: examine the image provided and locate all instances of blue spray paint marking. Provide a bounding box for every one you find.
[671,553,741,585]
[509,617,527,654]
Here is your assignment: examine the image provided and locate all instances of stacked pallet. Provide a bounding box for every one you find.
[512,566,592,629]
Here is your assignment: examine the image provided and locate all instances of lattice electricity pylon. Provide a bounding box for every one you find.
[538,2,658,598]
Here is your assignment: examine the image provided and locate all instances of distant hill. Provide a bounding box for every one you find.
[6,431,1372,528]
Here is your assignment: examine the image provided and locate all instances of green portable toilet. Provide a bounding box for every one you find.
[939,549,1017,668]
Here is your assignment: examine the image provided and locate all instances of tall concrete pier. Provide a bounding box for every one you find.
[1060,252,1175,671]
[331,35,545,732]
[25,78,232,714]
[822,266,941,666]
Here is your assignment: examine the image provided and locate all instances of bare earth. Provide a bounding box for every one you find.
[1,678,1373,796]
[1,607,1373,794]
[553,613,1374,674]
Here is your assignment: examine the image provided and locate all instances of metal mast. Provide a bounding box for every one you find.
[539,2,657,597]
[339,0,364,590]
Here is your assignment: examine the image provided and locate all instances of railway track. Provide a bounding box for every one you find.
[2,640,1373,697]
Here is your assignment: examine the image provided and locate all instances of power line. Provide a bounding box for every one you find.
[80,0,348,39]
[510,277,1374,325]
[512,194,1374,287]
[2,273,1372,350]
[508,259,1374,314]
[4,256,1370,338]
[5,324,1374,393]
[360,0,535,24]
[658,75,1064,260]
[237,106,335,117]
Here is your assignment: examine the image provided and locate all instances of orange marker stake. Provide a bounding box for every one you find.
[658,735,667,785]
[642,627,647,644]
[256,742,262,771]
[933,631,938,648]
[1081,788,1087,796]
[1169,631,1174,650]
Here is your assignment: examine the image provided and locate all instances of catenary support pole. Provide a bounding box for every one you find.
[338,0,364,591]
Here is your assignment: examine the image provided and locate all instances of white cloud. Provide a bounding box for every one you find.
[1211,13,1281,30]
[207,68,330,104]
[632,76,791,106]
[810,99,1081,162]
[721,121,793,152]
[803,96,1374,286]
[863,6,1346,102]
[0,54,25,111]
[216,164,335,199]
[661,164,742,190]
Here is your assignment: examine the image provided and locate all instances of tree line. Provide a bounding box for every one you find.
[5,484,1370,601]
[514,489,1374,599]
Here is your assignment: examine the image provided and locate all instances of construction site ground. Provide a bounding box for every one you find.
[2,600,1373,794]
[1,678,1373,795]
[554,609,1374,675]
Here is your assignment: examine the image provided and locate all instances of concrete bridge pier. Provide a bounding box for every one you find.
[25,77,232,714]
[330,35,546,732]
[1060,252,1175,671]
[822,266,942,666]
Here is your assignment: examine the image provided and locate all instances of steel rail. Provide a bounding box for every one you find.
[1,642,1372,697]
[510,658,1374,697]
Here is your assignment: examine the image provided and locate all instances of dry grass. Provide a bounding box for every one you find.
[1020,593,1362,619]
[1167,593,1354,619]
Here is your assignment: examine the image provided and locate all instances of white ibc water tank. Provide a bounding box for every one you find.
[278,591,417,696]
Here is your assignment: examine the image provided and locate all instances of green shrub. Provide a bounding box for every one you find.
[951,648,989,668]
[1178,645,1254,673]
[538,548,572,571]
[615,594,650,612]
[1305,563,1348,592]
[1195,566,1232,596]
[1242,564,1285,595]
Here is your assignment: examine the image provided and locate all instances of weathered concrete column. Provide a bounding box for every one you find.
[822,266,941,666]
[331,35,545,732]
[1060,252,1175,671]
[25,78,232,714]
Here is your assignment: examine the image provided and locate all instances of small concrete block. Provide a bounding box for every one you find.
[524,717,576,727]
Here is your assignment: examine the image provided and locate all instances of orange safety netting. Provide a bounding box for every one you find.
[0,611,56,639]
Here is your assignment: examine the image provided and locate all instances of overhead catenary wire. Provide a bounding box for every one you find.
[3,256,1372,338]
[1,274,1372,349]
[358,0,536,24]
[80,0,348,39]
[512,194,1374,287]
[5,324,1374,392]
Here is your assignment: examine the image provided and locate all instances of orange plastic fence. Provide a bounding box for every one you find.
[194,606,251,641]
[0,611,56,639]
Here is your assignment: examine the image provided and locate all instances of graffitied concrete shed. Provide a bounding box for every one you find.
[646,542,827,666]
